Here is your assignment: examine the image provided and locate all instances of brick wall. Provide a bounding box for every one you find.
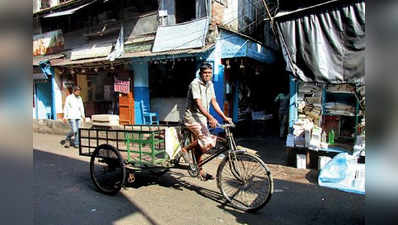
[211,1,225,26]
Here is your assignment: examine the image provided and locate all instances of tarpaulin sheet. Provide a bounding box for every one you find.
[152,18,209,53]
[276,0,365,84]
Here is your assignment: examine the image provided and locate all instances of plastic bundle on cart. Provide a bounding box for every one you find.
[318,152,365,195]
[165,127,182,160]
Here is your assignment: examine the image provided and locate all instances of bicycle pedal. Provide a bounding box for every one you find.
[189,166,197,172]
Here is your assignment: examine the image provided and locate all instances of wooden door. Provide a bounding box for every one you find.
[119,92,134,125]
[118,72,134,125]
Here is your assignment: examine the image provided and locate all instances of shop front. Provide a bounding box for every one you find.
[128,53,210,125]
[273,0,366,171]
[52,58,136,125]
[205,28,277,136]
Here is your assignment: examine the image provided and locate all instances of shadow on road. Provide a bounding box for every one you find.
[34,148,364,225]
[124,171,364,225]
[34,148,161,225]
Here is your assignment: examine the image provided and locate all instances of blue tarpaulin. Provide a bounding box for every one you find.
[318,152,365,195]
[207,29,275,63]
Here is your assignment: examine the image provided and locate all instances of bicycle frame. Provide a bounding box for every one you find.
[196,124,243,168]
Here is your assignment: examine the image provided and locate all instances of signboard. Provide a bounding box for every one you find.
[33,30,64,56]
[114,79,130,94]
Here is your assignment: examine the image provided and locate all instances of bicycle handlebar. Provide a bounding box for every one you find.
[216,122,236,129]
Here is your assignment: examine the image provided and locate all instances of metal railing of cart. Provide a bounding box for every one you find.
[79,124,182,169]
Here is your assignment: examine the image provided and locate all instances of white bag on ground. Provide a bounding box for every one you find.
[318,152,365,195]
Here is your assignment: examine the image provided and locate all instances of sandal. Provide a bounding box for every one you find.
[199,171,214,181]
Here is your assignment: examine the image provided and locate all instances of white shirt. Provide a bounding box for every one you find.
[64,94,85,120]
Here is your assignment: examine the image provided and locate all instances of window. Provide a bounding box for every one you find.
[149,60,196,98]
[175,0,196,23]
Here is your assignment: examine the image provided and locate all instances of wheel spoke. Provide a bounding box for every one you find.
[218,153,273,212]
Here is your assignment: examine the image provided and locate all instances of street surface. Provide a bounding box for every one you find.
[34,133,364,225]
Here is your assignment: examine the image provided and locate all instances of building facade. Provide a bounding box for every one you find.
[32,0,276,126]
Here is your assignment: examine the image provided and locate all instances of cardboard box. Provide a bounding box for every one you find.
[91,114,119,126]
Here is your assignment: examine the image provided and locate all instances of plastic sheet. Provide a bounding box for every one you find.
[318,152,365,194]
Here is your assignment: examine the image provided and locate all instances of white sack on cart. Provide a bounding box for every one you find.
[165,127,182,160]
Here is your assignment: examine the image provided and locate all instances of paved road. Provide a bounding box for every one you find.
[34,133,364,225]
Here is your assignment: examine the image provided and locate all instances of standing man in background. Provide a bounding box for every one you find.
[274,90,289,138]
[62,85,85,148]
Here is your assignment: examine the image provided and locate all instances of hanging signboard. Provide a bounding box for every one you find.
[114,79,130,94]
[33,29,64,56]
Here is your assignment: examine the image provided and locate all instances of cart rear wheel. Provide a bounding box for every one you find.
[90,144,126,195]
[217,153,273,212]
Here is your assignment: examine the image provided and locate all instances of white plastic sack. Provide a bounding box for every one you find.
[165,127,182,160]
[318,152,365,195]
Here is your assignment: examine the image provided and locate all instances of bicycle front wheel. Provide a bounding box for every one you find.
[216,153,273,212]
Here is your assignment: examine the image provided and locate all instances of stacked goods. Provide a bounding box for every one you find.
[324,102,355,116]
[326,84,355,93]
[297,82,323,126]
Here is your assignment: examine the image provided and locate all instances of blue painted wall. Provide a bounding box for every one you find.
[38,60,56,119]
[208,29,275,63]
[35,80,53,119]
[205,29,276,125]
[289,75,298,128]
[50,75,56,119]
[232,80,239,123]
[134,87,150,124]
[209,63,225,124]
[131,62,150,124]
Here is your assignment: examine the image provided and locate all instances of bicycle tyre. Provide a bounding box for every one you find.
[216,152,273,212]
[90,144,126,195]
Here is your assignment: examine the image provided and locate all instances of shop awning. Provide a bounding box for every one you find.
[51,56,108,66]
[207,28,275,63]
[152,18,209,53]
[33,53,65,66]
[121,43,215,60]
[70,42,113,60]
[51,43,215,66]
[275,0,365,84]
[43,0,96,18]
